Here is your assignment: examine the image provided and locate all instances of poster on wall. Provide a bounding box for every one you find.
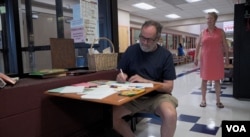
[223,21,234,33]
[71,4,84,43]
[71,0,99,44]
[71,19,85,43]
[80,0,99,44]
[71,27,85,43]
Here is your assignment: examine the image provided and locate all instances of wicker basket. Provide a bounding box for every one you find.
[87,37,118,71]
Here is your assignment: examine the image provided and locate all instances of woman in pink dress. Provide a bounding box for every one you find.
[194,12,229,108]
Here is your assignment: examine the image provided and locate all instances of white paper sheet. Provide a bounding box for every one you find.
[81,87,116,99]
[128,83,153,88]
[48,86,85,93]
[107,81,153,88]
[60,86,85,93]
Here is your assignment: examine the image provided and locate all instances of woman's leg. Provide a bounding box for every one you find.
[214,80,224,108]
[200,80,207,107]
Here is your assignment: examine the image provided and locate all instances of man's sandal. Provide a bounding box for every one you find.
[216,102,224,108]
[200,102,206,107]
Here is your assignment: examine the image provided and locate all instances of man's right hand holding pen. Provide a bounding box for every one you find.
[117,69,128,83]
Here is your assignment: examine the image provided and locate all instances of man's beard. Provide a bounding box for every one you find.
[140,43,157,52]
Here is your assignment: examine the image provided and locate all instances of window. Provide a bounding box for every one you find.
[130,28,140,45]
[1,0,118,77]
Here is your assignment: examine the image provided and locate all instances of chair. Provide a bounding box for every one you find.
[178,56,185,64]
[50,38,76,69]
[186,55,193,63]
[172,53,179,65]
[224,68,233,82]
[130,112,161,132]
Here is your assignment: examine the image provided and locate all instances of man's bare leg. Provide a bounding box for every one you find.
[113,106,135,137]
[156,102,177,137]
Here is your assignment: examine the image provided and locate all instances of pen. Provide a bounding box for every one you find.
[120,69,125,80]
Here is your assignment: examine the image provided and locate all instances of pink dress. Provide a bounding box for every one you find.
[200,27,224,80]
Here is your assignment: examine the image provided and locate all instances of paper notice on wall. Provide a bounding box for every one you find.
[71,27,85,43]
[71,19,85,43]
[70,18,83,28]
[72,4,81,20]
[223,21,234,32]
[80,0,99,44]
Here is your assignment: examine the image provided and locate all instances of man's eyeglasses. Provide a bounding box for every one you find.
[139,35,157,43]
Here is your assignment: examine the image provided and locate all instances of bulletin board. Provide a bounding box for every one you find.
[50,38,76,69]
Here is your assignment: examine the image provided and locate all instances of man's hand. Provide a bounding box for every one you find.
[128,74,174,94]
[116,72,128,83]
[128,74,149,83]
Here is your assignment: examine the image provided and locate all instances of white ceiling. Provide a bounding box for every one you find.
[117,0,244,23]
[31,0,243,24]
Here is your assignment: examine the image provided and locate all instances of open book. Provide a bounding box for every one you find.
[29,69,67,78]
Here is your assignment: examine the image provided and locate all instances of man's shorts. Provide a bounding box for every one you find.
[124,94,178,114]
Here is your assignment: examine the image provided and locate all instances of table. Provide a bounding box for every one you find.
[45,83,162,106]
[44,82,162,136]
[224,64,233,69]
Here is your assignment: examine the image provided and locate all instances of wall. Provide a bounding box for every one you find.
[118,10,130,26]
[118,10,202,35]
[128,12,234,36]
[120,11,234,54]
[169,24,201,35]
[118,10,130,52]
[117,9,200,52]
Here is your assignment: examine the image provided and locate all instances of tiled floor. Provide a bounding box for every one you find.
[135,63,250,137]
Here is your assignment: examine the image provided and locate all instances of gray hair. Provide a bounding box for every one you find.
[141,20,163,39]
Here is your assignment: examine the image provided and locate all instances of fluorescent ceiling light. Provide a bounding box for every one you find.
[165,14,181,19]
[186,0,202,3]
[203,8,219,13]
[133,3,156,10]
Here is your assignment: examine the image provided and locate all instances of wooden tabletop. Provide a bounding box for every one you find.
[45,83,162,106]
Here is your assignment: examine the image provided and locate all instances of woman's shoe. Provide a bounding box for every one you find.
[200,102,206,107]
[216,102,224,108]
